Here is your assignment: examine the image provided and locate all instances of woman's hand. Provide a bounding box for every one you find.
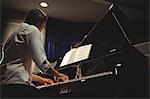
[44,66,69,82]
[55,73,69,82]
[40,78,54,85]
[32,74,54,85]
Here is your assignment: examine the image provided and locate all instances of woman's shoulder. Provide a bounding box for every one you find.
[22,23,39,32]
[19,23,40,35]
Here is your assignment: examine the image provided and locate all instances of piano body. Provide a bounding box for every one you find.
[37,4,149,98]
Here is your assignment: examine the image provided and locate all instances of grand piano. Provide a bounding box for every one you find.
[36,4,149,98]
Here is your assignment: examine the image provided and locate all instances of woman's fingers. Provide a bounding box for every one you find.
[42,78,54,85]
[57,75,69,82]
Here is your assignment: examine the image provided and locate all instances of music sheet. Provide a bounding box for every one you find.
[60,44,92,67]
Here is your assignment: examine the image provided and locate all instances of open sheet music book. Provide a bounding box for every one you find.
[60,44,92,67]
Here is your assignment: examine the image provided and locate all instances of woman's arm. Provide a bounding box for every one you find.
[28,27,68,81]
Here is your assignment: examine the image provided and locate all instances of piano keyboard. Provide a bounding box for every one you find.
[36,71,113,89]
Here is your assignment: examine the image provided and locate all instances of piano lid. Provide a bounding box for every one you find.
[74,4,130,59]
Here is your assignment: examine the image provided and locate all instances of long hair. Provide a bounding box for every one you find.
[24,8,47,28]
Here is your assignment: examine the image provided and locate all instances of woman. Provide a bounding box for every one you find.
[1,8,68,92]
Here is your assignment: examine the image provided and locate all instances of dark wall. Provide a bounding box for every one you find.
[1,7,7,42]
[45,18,95,59]
[126,19,149,44]
[46,18,95,43]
